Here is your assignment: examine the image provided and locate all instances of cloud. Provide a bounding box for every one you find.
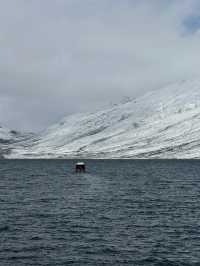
[0,0,200,131]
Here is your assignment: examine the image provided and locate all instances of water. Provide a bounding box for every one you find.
[0,159,200,266]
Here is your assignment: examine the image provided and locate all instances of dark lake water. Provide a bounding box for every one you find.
[1,159,200,265]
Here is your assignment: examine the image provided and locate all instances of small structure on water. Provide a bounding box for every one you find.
[75,162,86,173]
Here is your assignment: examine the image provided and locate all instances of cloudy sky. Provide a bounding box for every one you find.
[1,0,200,131]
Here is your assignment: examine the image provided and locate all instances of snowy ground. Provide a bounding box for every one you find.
[6,78,200,158]
[0,126,34,158]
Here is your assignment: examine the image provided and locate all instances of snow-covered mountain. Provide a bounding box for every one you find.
[8,78,200,158]
[0,125,34,158]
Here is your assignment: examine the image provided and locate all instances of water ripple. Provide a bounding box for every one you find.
[0,159,200,265]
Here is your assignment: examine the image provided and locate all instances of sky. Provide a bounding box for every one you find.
[1,0,200,132]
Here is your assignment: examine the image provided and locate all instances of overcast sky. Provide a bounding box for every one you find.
[1,0,200,131]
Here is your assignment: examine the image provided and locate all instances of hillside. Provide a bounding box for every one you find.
[0,125,34,158]
[8,79,200,158]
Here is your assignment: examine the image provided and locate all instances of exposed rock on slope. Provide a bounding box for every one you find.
[0,125,34,158]
[9,79,200,158]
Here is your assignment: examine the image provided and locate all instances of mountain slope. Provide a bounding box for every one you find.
[0,125,34,158]
[10,79,200,158]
